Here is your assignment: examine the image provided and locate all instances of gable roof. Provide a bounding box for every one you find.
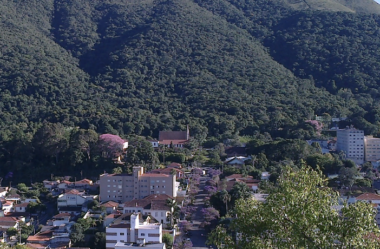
[15,202,29,207]
[64,189,81,195]
[356,193,380,201]
[159,131,188,141]
[167,162,182,168]
[101,201,119,208]
[123,195,173,211]
[150,168,183,175]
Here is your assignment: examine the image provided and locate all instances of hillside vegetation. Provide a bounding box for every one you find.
[0,0,380,152]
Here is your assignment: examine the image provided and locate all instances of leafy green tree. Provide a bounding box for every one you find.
[70,223,85,246]
[162,233,173,249]
[92,232,106,249]
[339,166,358,190]
[6,227,17,237]
[208,165,380,248]
[229,182,252,205]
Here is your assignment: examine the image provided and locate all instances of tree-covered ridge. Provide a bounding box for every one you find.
[1,0,380,140]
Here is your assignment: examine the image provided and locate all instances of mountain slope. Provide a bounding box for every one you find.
[1,0,380,139]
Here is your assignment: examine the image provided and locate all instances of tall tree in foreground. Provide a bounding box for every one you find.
[207,165,380,249]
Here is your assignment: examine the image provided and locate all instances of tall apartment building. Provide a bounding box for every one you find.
[99,167,177,203]
[364,136,380,162]
[337,127,364,164]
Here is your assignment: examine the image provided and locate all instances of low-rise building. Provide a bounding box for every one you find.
[106,213,162,249]
[123,195,174,224]
[0,187,8,198]
[102,201,120,214]
[57,189,96,210]
[14,202,29,213]
[47,213,72,227]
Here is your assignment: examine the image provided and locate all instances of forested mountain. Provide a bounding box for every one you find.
[1,0,380,143]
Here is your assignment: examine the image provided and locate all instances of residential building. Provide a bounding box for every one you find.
[14,202,29,213]
[123,194,174,224]
[364,136,380,162]
[149,168,184,179]
[0,187,8,198]
[72,179,93,189]
[337,127,364,164]
[47,213,72,226]
[0,217,20,230]
[224,174,260,192]
[148,140,159,148]
[102,201,120,214]
[114,242,166,249]
[57,189,96,209]
[166,163,182,169]
[43,180,59,190]
[225,156,251,166]
[99,167,177,203]
[2,201,14,214]
[106,213,162,249]
[158,127,189,148]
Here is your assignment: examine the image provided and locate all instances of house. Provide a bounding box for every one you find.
[5,212,31,222]
[0,217,20,230]
[47,213,72,226]
[225,156,251,166]
[0,187,8,198]
[352,193,380,204]
[2,201,14,214]
[261,172,270,180]
[224,147,246,157]
[27,229,71,248]
[5,194,21,202]
[167,163,182,169]
[149,168,184,179]
[57,207,82,216]
[149,140,159,148]
[72,179,93,189]
[14,202,29,212]
[101,201,120,214]
[57,189,96,210]
[57,180,72,190]
[106,213,162,249]
[114,242,166,249]
[158,127,189,148]
[43,180,59,190]
[123,194,175,224]
[224,174,260,192]
[99,166,177,203]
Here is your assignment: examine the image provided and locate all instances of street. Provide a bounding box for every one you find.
[189,176,209,249]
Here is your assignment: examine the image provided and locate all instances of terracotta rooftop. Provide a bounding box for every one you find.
[15,202,30,207]
[27,231,52,242]
[141,173,170,177]
[167,162,182,168]
[356,193,380,201]
[109,223,131,228]
[64,189,81,195]
[159,131,188,141]
[101,201,119,208]
[52,213,71,218]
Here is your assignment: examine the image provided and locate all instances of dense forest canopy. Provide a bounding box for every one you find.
[2,0,380,180]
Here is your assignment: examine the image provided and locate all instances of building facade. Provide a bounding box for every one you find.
[100,167,177,203]
[364,136,380,162]
[106,213,162,249]
[337,127,364,164]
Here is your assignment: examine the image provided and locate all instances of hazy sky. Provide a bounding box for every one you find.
[376,0,380,4]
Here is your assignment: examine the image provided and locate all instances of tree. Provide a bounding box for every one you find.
[220,190,231,213]
[208,165,380,248]
[6,227,18,237]
[162,233,173,249]
[92,232,106,249]
[112,166,123,174]
[166,198,177,227]
[229,182,252,205]
[70,223,85,246]
[339,166,358,190]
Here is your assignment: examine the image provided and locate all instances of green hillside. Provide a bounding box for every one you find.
[0,0,380,140]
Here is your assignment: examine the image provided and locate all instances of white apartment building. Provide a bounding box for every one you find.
[106,213,162,249]
[364,136,380,162]
[337,127,364,164]
[99,167,177,203]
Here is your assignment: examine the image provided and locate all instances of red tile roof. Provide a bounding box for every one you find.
[159,131,188,141]
[356,193,380,201]
[15,202,30,207]
[167,163,182,168]
[52,213,71,218]
[101,201,119,208]
[64,189,81,195]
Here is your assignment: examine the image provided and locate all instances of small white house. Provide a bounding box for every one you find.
[149,140,159,148]
[47,213,72,226]
[261,172,270,180]
[14,202,29,213]
[0,187,8,198]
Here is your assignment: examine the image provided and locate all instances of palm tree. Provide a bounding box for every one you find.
[221,190,231,213]
[166,198,177,227]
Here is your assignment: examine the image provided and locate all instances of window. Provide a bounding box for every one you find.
[107,180,110,182]
[156,180,159,182]
[162,180,166,183]
[141,233,145,236]
[107,190,110,193]
[107,185,110,187]
[120,233,124,235]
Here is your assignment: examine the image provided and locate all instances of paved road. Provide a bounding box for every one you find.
[189,176,210,249]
